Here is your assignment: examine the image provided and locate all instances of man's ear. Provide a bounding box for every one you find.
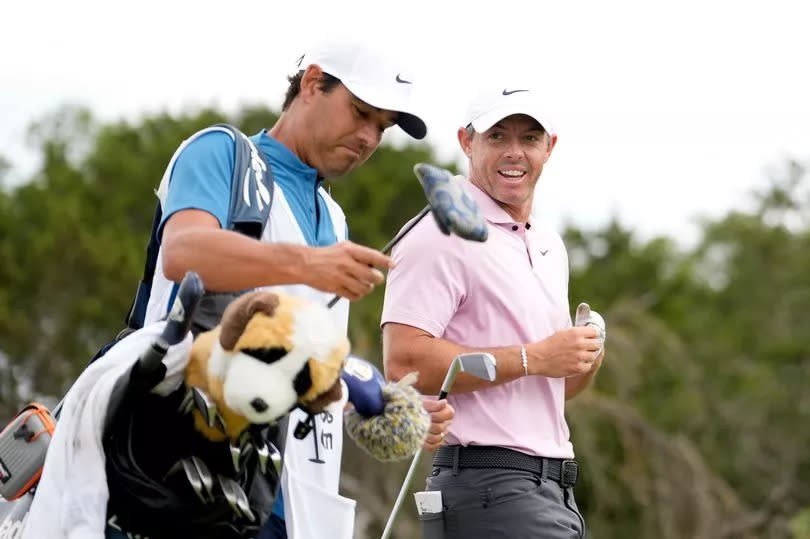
[457,127,473,158]
[544,133,558,162]
[298,64,324,103]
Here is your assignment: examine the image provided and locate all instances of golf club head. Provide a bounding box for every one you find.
[191,386,218,429]
[229,442,243,473]
[413,163,488,243]
[190,456,215,503]
[232,483,256,523]
[163,271,205,346]
[439,352,497,398]
[217,475,243,519]
[255,440,270,475]
[181,458,207,505]
[458,352,497,381]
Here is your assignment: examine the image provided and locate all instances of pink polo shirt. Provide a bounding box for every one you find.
[381,178,574,458]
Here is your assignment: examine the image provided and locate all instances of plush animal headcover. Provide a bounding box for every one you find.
[185,291,349,440]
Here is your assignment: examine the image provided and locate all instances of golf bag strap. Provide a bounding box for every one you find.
[124,124,275,331]
[124,203,163,330]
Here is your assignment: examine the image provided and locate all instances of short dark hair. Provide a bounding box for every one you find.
[282,70,342,111]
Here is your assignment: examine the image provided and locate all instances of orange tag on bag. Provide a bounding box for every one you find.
[0,403,56,500]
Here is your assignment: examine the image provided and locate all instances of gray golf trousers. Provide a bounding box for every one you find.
[425,465,586,539]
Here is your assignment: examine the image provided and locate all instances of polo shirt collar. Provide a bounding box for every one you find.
[462,176,532,227]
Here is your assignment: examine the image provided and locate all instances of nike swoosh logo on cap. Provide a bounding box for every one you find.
[539,249,550,256]
[396,74,413,84]
[502,89,528,95]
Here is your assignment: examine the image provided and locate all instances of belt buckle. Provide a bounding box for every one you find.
[560,459,578,487]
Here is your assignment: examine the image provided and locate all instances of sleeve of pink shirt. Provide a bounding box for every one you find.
[381,217,469,337]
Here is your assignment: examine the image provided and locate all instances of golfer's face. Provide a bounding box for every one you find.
[464,114,555,215]
[310,84,397,178]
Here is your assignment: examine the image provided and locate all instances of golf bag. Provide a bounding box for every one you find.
[0,123,276,534]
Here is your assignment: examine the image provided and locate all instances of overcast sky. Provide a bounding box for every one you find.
[2,0,809,245]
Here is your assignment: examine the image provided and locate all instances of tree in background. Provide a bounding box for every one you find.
[0,106,808,538]
[565,159,810,538]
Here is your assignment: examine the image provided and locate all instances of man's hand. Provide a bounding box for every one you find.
[421,398,454,452]
[589,346,605,372]
[305,241,393,300]
[528,326,603,378]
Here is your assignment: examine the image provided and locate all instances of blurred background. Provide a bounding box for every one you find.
[2,1,810,537]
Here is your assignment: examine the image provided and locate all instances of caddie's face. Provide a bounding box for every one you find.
[458,114,556,220]
[308,82,398,178]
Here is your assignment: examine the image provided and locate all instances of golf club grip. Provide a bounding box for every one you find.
[326,206,432,309]
[162,271,205,345]
[132,271,204,388]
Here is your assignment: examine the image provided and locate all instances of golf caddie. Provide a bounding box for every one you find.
[382,86,606,538]
[49,38,455,539]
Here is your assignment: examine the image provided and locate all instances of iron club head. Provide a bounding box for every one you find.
[380,351,496,539]
[438,352,497,399]
[217,475,244,519]
[190,456,215,503]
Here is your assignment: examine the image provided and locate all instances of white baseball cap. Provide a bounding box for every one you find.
[464,87,555,135]
[296,40,427,140]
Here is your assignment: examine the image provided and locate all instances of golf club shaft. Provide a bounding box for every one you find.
[326,205,431,309]
[437,360,460,400]
[379,205,431,255]
[380,447,425,539]
[380,358,458,539]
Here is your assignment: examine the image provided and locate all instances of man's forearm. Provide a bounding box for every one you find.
[564,371,595,400]
[162,227,308,292]
[383,324,528,395]
[564,352,603,400]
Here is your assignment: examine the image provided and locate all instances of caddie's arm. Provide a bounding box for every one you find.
[162,211,389,299]
[158,132,390,299]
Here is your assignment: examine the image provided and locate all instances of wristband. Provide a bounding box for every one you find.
[520,345,528,377]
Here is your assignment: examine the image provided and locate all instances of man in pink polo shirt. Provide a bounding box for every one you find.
[381,87,605,538]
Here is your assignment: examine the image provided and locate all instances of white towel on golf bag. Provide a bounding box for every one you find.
[281,459,356,539]
[281,380,355,539]
[22,322,192,539]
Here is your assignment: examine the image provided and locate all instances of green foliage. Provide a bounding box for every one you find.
[791,507,810,539]
[0,105,279,411]
[565,161,810,538]
[0,105,807,538]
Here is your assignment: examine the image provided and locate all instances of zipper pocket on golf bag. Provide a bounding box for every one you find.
[0,403,56,500]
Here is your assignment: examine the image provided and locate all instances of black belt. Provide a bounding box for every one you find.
[433,445,579,488]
